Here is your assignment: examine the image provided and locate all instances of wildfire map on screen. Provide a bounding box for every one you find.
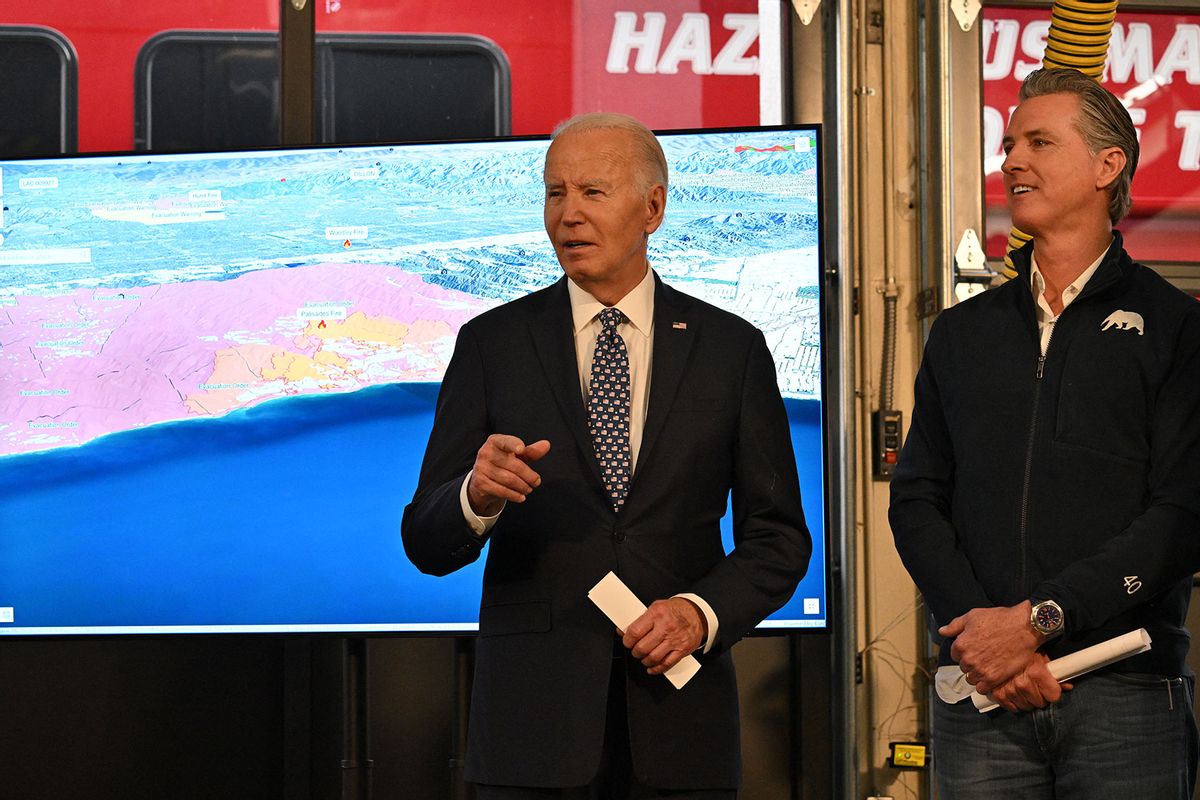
[0,130,827,635]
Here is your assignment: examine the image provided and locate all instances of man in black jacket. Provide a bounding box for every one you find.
[890,68,1200,798]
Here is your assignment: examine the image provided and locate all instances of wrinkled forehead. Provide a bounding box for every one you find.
[543,128,640,183]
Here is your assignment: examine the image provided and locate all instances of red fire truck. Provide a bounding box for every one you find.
[0,0,767,154]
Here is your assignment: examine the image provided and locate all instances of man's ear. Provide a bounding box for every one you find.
[1095,146,1126,191]
[644,183,666,235]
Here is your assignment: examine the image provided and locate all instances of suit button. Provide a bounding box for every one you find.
[613,532,626,543]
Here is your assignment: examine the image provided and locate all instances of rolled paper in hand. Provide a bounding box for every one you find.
[972,628,1152,713]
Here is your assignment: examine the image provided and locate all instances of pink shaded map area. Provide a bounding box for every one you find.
[0,263,494,457]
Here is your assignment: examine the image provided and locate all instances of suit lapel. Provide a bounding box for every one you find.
[528,278,605,490]
[638,276,696,475]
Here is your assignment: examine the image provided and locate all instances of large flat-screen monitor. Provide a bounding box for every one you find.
[0,127,828,636]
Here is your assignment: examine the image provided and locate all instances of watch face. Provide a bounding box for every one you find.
[1034,602,1063,632]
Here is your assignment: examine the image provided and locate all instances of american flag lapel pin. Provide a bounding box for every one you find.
[672,322,687,330]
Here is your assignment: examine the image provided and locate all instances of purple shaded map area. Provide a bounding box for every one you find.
[0,263,495,457]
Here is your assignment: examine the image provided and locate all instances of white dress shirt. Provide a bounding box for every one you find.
[458,268,719,652]
[1030,243,1109,355]
[567,269,655,471]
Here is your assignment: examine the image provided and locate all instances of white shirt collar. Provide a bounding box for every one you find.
[567,268,655,336]
[1030,243,1109,316]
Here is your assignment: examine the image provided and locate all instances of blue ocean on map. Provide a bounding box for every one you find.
[0,384,476,628]
[0,385,823,631]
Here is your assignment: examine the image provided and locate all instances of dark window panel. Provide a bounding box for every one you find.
[136,32,281,152]
[0,26,77,157]
[136,32,511,152]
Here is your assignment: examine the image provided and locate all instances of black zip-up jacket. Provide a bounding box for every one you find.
[890,233,1200,675]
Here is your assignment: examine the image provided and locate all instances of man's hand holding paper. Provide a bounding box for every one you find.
[623,597,707,675]
[939,601,1043,695]
[988,653,1069,712]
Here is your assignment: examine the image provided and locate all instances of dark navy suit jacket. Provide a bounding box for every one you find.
[402,273,810,790]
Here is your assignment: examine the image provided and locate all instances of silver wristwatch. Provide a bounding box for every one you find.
[1030,600,1065,639]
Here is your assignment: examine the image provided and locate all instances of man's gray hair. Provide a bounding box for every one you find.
[1018,67,1139,224]
[551,112,669,194]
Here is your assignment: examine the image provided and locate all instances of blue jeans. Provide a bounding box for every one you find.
[933,671,1199,799]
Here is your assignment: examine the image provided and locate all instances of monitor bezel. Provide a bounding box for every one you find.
[0,123,834,638]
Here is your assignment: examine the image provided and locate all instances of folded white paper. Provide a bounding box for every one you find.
[587,571,701,690]
[935,628,1152,713]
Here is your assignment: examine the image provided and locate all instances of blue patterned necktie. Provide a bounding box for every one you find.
[587,307,632,512]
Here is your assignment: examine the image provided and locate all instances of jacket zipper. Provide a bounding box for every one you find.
[1014,243,1121,595]
[1019,316,1056,594]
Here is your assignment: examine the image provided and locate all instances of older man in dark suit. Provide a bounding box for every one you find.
[402,112,810,799]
